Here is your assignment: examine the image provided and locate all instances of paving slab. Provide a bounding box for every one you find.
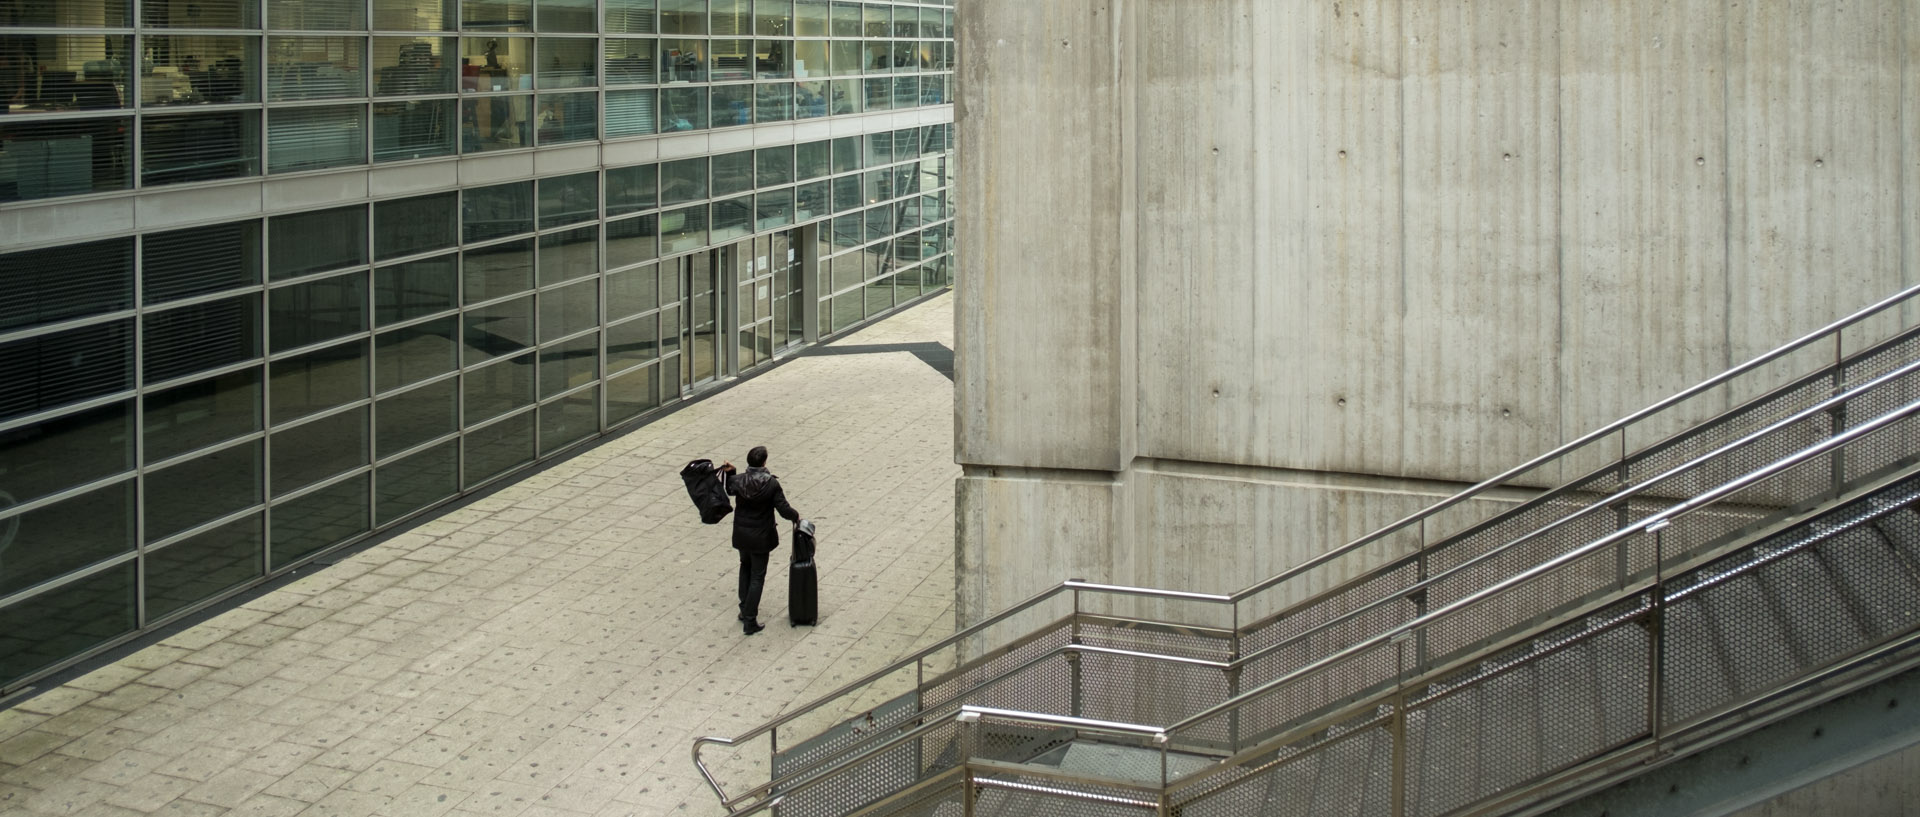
[0,294,958,817]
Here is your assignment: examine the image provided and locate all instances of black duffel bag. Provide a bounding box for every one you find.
[680,459,733,524]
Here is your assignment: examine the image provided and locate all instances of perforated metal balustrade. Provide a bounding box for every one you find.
[693,286,1920,816]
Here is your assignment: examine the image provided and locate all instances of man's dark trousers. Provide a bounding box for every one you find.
[738,549,771,620]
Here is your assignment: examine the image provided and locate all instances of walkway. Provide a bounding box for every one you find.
[0,294,959,817]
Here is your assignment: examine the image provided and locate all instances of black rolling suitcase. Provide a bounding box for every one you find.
[790,519,818,626]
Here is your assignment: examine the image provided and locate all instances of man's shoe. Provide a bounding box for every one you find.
[743,620,766,635]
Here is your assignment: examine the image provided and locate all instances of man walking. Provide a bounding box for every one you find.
[721,446,801,635]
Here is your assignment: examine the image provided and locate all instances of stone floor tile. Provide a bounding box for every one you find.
[179,767,279,809]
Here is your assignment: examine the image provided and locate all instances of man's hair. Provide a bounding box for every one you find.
[747,446,769,468]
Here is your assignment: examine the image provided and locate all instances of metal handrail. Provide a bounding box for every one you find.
[958,705,1170,741]
[694,287,1920,810]
[1230,353,1920,670]
[1167,394,1920,735]
[1230,282,1920,604]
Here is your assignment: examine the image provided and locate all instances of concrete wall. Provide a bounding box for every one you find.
[956,0,1920,623]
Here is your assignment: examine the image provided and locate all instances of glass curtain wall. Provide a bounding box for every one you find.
[0,122,954,690]
[1,0,957,203]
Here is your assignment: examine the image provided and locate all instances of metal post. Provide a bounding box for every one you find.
[1228,601,1242,750]
[1066,649,1082,718]
[1831,348,1848,498]
[1390,642,1409,817]
[1646,524,1669,752]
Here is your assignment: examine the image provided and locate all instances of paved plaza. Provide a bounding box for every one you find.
[0,294,960,817]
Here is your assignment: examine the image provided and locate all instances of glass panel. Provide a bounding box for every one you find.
[142,297,256,386]
[755,81,791,123]
[832,289,860,331]
[606,313,658,373]
[756,147,793,188]
[538,225,599,286]
[660,205,708,254]
[268,0,363,29]
[709,82,752,127]
[140,36,255,103]
[539,172,599,229]
[374,193,459,261]
[464,296,533,364]
[709,150,751,196]
[754,39,791,79]
[465,181,535,242]
[658,0,707,35]
[711,195,751,243]
[9,0,129,27]
[374,0,455,31]
[831,252,860,291]
[793,41,828,81]
[376,440,457,524]
[461,36,532,83]
[831,213,862,250]
[374,255,458,326]
[659,85,706,131]
[710,38,749,81]
[375,377,456,456]
[463,94,531,151]
[145,369,260,461]
[538,387,597,454]
[828,76,859,113]
[862,75,888,110]
[863,3,887,37]
[755,188,793,231]
[864,274,893,317]
[795,179,827,221]
[270,473,368,565]
[606,263,658,318]
[267,105,366,173]
[0,115,131,202]
[0,34,130,111]
[463,238,535,304]
[710,0,748,35]
[828,39,860,77]
[374,37,454,95]
[0,560,134,689]
[373,99,456,162]
[605,362,658,422]
[536,37,596,88]
[145,440,259,541]
[463,410,533,485]
[831,1,860,37]
[0,239,130,333]
[268,37,362,101]
[374,317,458,392]
[0,401,131,508]
[539,333,598,398]
[143,224,259,306]
[0,479,132,596]
[755,0,790,35]
[270,406,367,494]
[141,111,260,186]
[268,340,368,424]
[794,0,829,37]
[891,74,917,109]
[465,353,535,425]
[270,271,367,352]
[538,0,596,33]
[606,214,659,268]
[606,38,658,84]
[605,88,656,137]
[831,175,861,213]
[535,90,597,143]
[464,0,532,30]
[606,164,658,216]
[793,79,828,119]
[607,0,658,34]
[831,135,860,172]
[540,280,599,343]
[270,206,367,281]
[146,514,261,620]
[659,157,707,205]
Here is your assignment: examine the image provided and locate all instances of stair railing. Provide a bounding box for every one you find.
[695,283,1920,811]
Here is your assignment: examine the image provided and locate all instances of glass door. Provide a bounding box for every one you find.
[738,230,800,371]
[678,249,721,392]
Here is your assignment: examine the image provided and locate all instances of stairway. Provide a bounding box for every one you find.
[691,290,1920,816]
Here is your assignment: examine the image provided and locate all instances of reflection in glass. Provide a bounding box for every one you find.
[795,180,828,221]
[659,157,707,205]
[606,164,657,216]
[374,37,454,95]
[465,353,535,426]
[539,172,599,229]
[0,560,134,688]
[374,0,455,31]
[140,36,255,104]
[270,473,368,565]
[536,37,596,88]
[145,441,259,541]
[540,334,598,398]
[536,91,597,144]
[375,256,458,326]
[539,388,597,454]
[376,377,456,456]
[659,85,706,131]
[754,39,791,79]
[146,514,261,619]
[271,206,368,280]
[268,105,367,173]
[756,189,794,231]
[267,37,363,101]
[0,34,129,112]
[711,149,752,196]
[464,296,533,365]
[538,226,599,286]
[463,94,530,151]
[795,79,829,119]
[374,318,458,393]
[464,410,533,485]
[605,89,657,137]
[270,407,367,494]
[269,341,368,423]
[463,0,532,31]
[375,193,459,261]
[606,363,659,423]
[794,0,830,37]
[538,0,596,32]
[144,223,259,305]
[269,272,367,352]
[606,215,659,269]
[660,38,707,82]
[709,83,752,127]
[376,440,457,524]
[0,116,132,202]
[464,239,535,304]
[756,82,792,123]
[607,0,659,35]
[145,370,260,461]
[659,0,708,35]
[607,313,658,373]
[0,401,132,508]
[660,205,708,254]
[0,481,132,598]
[606,38,657,85]
[0,239,130,333]
[540,281,599,343]
[712,195,751,242]
[142,297,256,386]
[607,264,659,319]
[464,181,534,242]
